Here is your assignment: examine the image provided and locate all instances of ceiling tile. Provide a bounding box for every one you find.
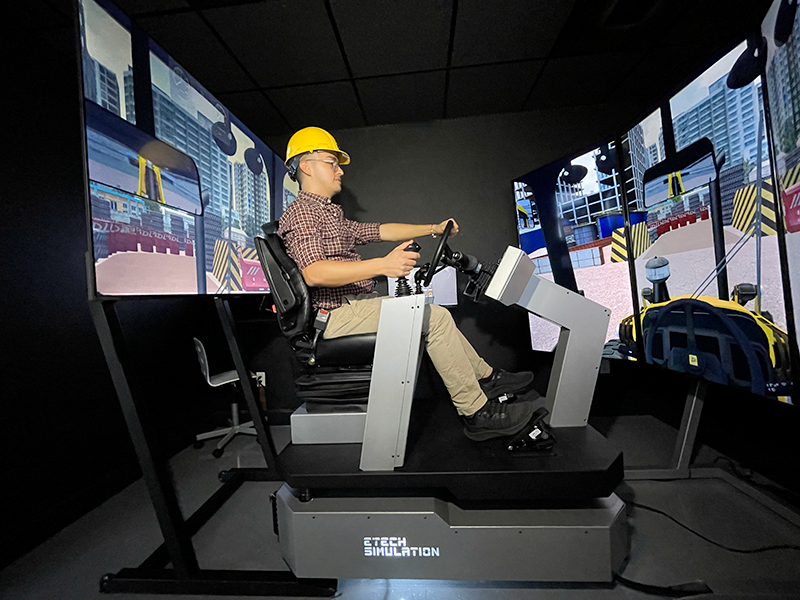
[660,0,773,52]
[330,0,451,77]
[610,48,688,109]
[451,0,576,67]
[137,12,253,93]
[548,0,670,58]
[268,82,365,131]
[203,1,349,87]
[12,0,71,31]
[447,60,543,118]
[215,90,292,138]
[525,52,636,110]
[112,0,189,16]
[357,72,446,125]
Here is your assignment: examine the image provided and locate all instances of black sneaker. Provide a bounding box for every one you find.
[479,369,534,399]
[462,397,536,442]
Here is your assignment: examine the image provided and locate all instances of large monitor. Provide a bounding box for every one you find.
[514,136,640,352]
[80,0,281,296]
[618,32,795,402]
[763,0,800,387]
[86,101,210,295]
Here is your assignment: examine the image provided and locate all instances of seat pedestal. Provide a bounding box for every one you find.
[291,404,366,444]
[275,485,628,582]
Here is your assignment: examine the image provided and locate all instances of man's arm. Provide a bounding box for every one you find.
[302,241,420,287]
[379,218,460,242]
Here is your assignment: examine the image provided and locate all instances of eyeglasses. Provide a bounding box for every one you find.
[303,158,342,172]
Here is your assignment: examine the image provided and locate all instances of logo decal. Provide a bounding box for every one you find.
[363,537,440,557]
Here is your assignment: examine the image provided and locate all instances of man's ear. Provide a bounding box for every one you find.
[298,160,313,179]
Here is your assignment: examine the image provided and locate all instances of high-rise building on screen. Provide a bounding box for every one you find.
[79,0,131,122]
[673,77,766,168]
[767,4,800,167]
[123,67,136,124]
[151,86,232,222]
[647,144,660,167]
[233,162,269,238]
[626,124,647,208]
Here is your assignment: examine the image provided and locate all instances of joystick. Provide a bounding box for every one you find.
[394,241,421,297]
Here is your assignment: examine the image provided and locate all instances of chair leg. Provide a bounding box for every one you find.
[239,424,258,436]
[196,427,233,442]
[196,402,247,444]
[214,427,237,451]
[203,401,260,456]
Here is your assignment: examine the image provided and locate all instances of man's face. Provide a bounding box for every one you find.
[301,150,343,196]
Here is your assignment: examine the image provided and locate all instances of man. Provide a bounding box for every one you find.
[278,127,535,441]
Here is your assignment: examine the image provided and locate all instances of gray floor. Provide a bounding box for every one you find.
[2,417,800,599]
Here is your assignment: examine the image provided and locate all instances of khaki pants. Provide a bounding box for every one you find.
[323,295,490,416]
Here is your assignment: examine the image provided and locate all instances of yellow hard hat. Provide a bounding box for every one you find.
[284,127,350,168]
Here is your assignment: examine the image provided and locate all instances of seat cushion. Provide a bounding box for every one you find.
[315,333,376,366]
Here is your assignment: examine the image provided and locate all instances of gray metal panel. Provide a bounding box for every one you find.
[485,246,529,306]
[360,295,428,471]
[485,247,611,427]
[290,405,366,445]
[276,486,299,574]
[276,485,628,582]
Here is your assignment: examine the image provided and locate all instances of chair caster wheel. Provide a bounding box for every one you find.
[99,573,113,592]
[193,440,204,449]
[219,469,232,483]
[212,448,224,458]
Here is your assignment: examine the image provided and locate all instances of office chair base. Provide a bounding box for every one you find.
[194,403,257,457]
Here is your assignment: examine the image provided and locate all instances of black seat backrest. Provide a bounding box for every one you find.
[254,223,314,352]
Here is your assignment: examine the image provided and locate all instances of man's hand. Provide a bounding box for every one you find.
[434,218,459,237]
[381,240,419,278]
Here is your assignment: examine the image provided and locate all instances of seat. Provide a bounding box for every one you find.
[254,223,377,412]
[643,298,774,397]
[192,337,257,457]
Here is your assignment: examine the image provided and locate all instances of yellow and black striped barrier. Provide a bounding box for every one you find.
[610,222,650,263]
[212,240,259,292]
[782,162,800,190]
[732,178,777,236]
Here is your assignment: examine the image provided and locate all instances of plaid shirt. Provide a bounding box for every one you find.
[278,191,382,309]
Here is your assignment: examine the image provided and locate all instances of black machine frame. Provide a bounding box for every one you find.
[89,297,336,596]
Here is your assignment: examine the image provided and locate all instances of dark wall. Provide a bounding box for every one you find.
[272,108,636,369]
[2,9,226,569]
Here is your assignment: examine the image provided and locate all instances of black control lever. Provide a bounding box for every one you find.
[395,241,421,297]
[414,263,430,294]
[445,250,480,274]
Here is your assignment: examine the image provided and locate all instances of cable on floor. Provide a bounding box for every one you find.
[614,574,712,597]
[711,456,800,505]
[628,500,800,554]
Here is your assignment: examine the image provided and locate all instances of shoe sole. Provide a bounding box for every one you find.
[463,401,537,442]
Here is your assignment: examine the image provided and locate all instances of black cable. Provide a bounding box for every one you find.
[628,500,800,554]
[711,456,800,505]
[614,573,712,598]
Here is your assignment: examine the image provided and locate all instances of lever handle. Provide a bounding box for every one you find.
[405,241,421,253]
